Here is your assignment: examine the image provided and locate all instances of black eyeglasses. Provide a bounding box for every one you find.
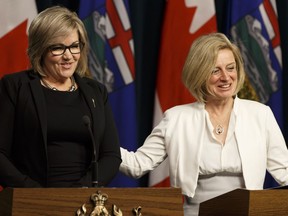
[48,42,84,56]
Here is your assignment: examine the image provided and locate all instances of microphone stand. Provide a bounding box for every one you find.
[82,115,99,187]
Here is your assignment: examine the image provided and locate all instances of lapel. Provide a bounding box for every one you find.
[74,74,96,120]
[74,74,100,156]
[29,72,48,154]
[233,97,254,183]
[233,97,248,155]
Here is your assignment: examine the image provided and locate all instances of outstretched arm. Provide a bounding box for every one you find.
[120,120,168,178]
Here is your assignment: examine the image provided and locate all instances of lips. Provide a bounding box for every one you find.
[219,83,231,88]
[61,62,73,69]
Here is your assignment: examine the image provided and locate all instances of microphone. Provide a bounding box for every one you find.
[82,115,99,187]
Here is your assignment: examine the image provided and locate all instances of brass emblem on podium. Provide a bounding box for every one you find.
[76,191,142,216]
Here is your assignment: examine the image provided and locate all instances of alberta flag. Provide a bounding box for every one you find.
[225,0,282,127]
[224,0,282,188]
[78,0,139,187]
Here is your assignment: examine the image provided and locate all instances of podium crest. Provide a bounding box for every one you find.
[76,190,142,216]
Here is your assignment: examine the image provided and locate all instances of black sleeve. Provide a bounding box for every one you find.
[0,75,42,188]
[97,83,122,186]
[83,79,122,187]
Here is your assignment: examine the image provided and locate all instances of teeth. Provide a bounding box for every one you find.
[220,84,230,88]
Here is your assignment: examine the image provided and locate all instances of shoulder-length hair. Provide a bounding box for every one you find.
[182,32,245,103]
[27,6,89,77]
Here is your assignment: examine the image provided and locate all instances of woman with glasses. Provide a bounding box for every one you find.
[0,6,121,188]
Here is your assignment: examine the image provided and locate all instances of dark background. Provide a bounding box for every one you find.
[36,0,288,187]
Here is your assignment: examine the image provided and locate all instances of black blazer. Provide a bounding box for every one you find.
[0,70,121,187]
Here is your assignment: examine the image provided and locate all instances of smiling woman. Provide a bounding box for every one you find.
[41,30,81,91]
[0,6,121,188]
[119,33,288,216]
[207,49,237,100]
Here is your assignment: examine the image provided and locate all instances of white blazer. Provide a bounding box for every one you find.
[120,97,288,198]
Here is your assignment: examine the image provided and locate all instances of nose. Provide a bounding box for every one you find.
[62,48,73,59]
[220,70,230,81]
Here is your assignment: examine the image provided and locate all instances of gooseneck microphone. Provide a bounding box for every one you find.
[82,115,99,187]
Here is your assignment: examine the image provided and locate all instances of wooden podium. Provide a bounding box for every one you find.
[199,188,288,216]
[0,187,183,216]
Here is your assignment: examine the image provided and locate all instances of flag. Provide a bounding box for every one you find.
[0,0,37,77]
[224,0,282,188]
[0,0,37,191]
[149,0,217,187]
[78,0,140,187]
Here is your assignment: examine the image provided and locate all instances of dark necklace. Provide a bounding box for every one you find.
[41,76,76,92]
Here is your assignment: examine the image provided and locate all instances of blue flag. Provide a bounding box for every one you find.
[224,0,282,188]
[79,0,140,187]
[225,0,283,128]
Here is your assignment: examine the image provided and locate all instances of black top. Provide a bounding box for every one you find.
[43,87,92,187]
[0,70,121,188]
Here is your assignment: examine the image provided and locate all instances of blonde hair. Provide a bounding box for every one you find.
[27,6,89,77]
[182,33,245,103]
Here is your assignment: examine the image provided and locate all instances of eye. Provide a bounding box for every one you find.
[212,68,220,74]
[69,43,82,53]
[71,44,80,49]
[50,45,65,51]
[226,65,236,72]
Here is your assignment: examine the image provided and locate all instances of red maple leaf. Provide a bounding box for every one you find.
[157,1,217,111]
[0,20,30,78]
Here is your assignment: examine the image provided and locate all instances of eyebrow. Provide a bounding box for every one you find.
[50,41,80,46]
[226,62,236,66]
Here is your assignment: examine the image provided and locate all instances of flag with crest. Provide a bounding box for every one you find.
[224,0,282,187]
[225,0,282,127]
[79,0,139,187]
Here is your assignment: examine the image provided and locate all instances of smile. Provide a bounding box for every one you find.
[61,62,73,69]
[219,83,231,88]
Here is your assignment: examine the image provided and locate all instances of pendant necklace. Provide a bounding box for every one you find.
[209,111,231,136]
[215,124,224,135]
[213,113,230,135]
[207,100,233,136]
[41,76,76,92]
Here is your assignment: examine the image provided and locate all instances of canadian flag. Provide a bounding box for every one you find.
[0,0,38,78]
[0,0,37,191]
[149,0,217,187]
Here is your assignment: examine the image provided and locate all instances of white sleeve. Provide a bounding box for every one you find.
[266,107,288,185]
[119,117,168,178]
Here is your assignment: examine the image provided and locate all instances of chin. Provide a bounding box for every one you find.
[215,93,233,100]
[61,70,75,76]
